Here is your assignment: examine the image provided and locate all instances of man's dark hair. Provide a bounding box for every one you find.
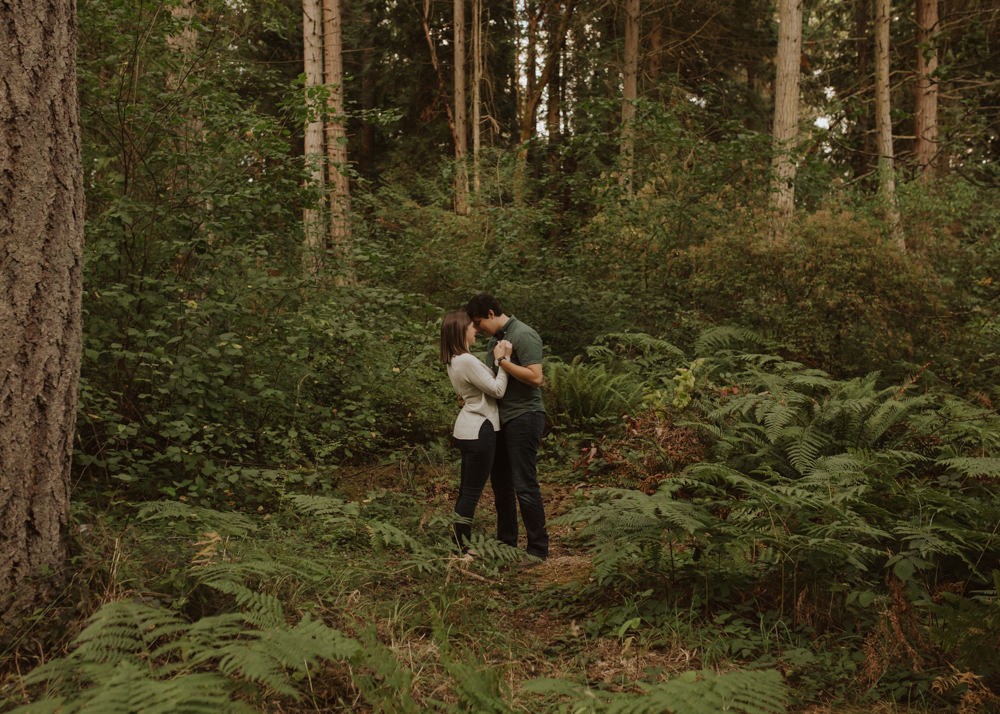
[465,293,504,319]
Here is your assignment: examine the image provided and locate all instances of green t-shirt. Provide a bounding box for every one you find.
[485,316,545,424]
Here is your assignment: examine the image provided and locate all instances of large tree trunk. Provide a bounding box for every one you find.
[323,0,353,271]
[1,0,84,623]
[454,0,470,214]
[302,0,326,274]
[769,0,803,232]
[874,0,904,247]
[913,0,939,179]
[620,0,640,195]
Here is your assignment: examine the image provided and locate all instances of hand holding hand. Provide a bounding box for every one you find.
[493,339,513,361]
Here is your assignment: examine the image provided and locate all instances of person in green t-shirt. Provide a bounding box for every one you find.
[465,293,549,560]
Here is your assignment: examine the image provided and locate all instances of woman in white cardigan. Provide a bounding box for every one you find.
[439,310,512,551]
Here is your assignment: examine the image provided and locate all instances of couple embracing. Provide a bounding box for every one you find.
[438,293,549,561]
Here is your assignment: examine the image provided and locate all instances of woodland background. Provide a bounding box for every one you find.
[2,0,1000,711]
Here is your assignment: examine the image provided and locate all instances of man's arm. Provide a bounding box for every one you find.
[499,359,543,387]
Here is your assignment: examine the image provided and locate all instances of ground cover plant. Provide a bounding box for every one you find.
[4,330,999,713]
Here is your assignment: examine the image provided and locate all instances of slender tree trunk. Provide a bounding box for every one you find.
[517,0,540,148]
[914,0,939,180]
[874,0,904,247]
[852,0,875,183]
[454,0,470,214]
[514,0,577,180]
[1,0,84,623]
[770,0,803,233]
[302,0,326,274]
[545,49,561,174]
[472,0,483,194]
[620,0,640,195]
[323,0,353,273]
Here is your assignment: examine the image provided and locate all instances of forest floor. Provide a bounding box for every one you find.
[0,454,946,713]
[329,458,933,714]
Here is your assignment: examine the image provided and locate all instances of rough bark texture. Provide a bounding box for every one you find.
[472,0,482,193]
[453,0,470,214]
[620,0,640,194]
[770,0,803,226]
[0,0,84,622]
[913,0,939,178]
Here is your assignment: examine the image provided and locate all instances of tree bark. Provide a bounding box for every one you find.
[303,0,326,274]
[472,0,483,194]
[454,0,470,214]
[874,0,904,247]
[620,0,640,195]
[913,0,939,179]
[323,0,353,269]
[770,0,803,231]
[1,0,84,623]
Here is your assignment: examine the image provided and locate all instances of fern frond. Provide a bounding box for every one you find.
[136,501,258,537]
[59,600,188,666]
[284,492,361,519]
[440,652,512,714]
[781,425,831,474]
[21,596,364,713]
[694,326,773,357]
[938,457,1000,479]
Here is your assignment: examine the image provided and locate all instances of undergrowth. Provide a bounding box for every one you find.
[4,331,999,712]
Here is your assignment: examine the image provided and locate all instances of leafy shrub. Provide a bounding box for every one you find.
[77,282,454,503]
[677,211,948,380]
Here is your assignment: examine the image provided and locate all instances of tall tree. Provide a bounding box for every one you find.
[323,0,353,268]
[454,0,470,214]
[515,0,577,152]
[303,0,326,274]
[770,0,803,229]
[1,0,84,621]
[913,0,940,179]
[472,0,484,194]
[620,0,640,195]
[874,0,904,246]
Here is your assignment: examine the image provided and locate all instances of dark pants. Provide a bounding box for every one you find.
[453,419,496,549]
[492,411,548,558]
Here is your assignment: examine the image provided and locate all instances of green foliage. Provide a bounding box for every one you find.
[15,599,358,713]
[544,357,644,430]
[525,668,789,713]
[77,282,452,502]
[679,211,949,380]
[558,335,1000,705]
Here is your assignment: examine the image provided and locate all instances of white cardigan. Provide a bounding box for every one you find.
[447,352,509,439]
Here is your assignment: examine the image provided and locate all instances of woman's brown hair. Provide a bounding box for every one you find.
[439,310,470,364]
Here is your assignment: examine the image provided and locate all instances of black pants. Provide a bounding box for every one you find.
[453,419,496,548]
[492,411,549,558]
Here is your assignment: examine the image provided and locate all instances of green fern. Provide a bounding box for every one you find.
[545,357,644,427]
[938,456,1000,478]
[136,501,258,537]
[694,326,774,358]
[19,599,361,713]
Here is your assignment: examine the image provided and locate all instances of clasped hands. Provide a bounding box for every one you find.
[492,339,513,362]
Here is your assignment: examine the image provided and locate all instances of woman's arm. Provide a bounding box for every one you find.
[460,354,509,398]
